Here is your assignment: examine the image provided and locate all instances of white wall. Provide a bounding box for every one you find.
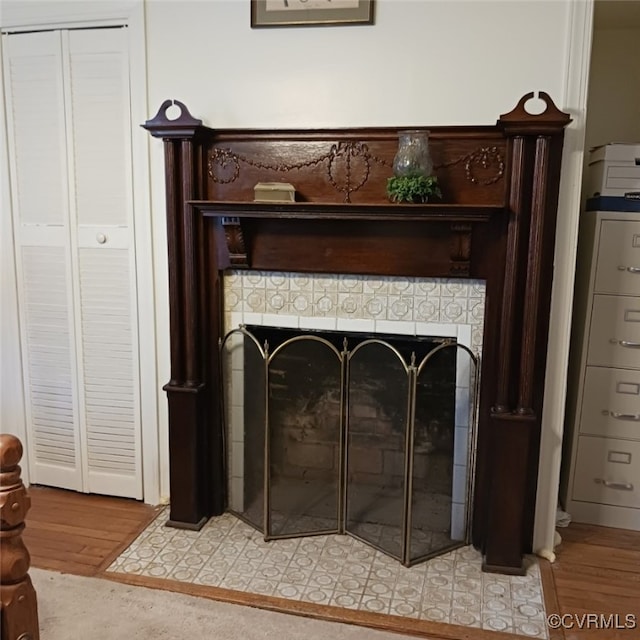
[145,0,570,127]
[0,40,28,469]
[2,0,593,551]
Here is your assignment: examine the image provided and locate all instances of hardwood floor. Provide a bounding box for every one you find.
[22,487,640,639]
[549,524,640,640]
[23,486,160,576]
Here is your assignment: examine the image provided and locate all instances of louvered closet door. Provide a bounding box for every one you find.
[4,28,143,499]
[65,29,142,499]
[4,31,83,491]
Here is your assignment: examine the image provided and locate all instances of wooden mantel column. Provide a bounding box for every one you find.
[480,92,571,572]
[143,101,224,528]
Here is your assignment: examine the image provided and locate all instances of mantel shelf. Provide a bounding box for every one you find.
[190,201,502,223]
[190,200,500,276]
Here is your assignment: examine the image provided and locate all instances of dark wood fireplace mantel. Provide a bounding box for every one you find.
[192,200,500,277]
[144,92,571,574]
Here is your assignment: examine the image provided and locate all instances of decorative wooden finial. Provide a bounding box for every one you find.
[498,91,571,134]
[0,434,40,640]
[142,99,204,138]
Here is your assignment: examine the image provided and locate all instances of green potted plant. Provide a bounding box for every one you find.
[388,130,442,203]
[386,174,442,204]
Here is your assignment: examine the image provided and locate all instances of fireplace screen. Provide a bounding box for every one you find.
[221,326,479,567]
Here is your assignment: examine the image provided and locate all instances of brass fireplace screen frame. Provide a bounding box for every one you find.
[220,326,480,567]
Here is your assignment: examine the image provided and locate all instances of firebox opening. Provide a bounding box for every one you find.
[221,325,478,567]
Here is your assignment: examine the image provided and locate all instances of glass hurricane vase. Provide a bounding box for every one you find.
[392,130,433,178]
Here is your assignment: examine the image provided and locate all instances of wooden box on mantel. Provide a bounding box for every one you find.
[254,182,296,203]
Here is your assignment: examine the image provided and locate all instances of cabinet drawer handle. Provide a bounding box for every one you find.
[610,411,640,421]
[618,266,640,274]
[594,479,634,491]
[609,339,640,348]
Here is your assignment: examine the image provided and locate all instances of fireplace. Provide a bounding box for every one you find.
[143,92,571,574]
[221,317,479,567]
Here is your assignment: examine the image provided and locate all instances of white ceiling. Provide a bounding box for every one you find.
[595,0,640,28]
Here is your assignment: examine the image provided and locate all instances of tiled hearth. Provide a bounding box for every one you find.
[107,509,548,639]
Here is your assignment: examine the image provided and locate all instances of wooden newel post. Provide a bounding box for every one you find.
[0,434,39,640]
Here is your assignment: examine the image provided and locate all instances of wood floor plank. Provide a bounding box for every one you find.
[553,570,640,595]
[28,503,149,526]
[29,485,148,508]
[550,522,640,639]
[538,561,565,640]
[25,529,117,560]
[24,527,118,552]
[23,486,159,577]
[552,544,640,574]
[23,531,96,554]
[565,628,639,640]
[28,487,157,516]
[26,508,150,534]
[557,589,640,613]
[25,519,131,543]
[558,523,640,550]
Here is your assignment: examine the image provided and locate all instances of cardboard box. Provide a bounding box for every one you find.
[587,143,640,198]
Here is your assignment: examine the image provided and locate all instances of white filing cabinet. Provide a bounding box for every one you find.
[562,209,640,530]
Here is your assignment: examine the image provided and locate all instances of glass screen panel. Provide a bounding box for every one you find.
[346,342,408,561]
[268,338,341,537]
[222,330,265,532]
[410,345,475,563]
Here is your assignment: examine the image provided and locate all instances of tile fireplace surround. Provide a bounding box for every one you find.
[223,270,485,553]
[143,91,571,575]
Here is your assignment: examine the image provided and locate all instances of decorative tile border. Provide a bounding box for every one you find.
[107,509,548,639]
[223,271,485,354]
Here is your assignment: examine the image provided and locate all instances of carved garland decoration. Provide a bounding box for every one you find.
[443,147,505,186]
[208,144,504,202]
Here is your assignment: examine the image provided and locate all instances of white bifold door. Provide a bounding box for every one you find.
[3,27,143,499]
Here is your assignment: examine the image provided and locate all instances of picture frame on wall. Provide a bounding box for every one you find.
[251,0,374,28]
